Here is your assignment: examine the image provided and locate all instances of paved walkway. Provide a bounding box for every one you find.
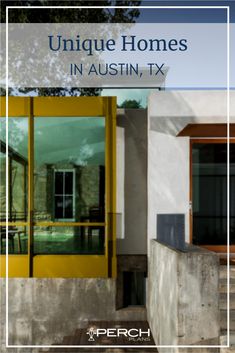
[42,321,158,352]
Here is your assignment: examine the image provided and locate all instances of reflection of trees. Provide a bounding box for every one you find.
[0,118,28,156]
[0,118,28,221]
[119,99,143,108]
[0,0,140,97]
[35,119,105,166]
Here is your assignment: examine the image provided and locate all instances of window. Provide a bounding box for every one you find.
[0,117,28,255]
[34,116,106,255]
[0,96,116,278]
[54,170,75,220]
[192,143,230,245]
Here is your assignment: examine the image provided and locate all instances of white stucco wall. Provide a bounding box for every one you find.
[148,130,190,241]
[148,90,235,250]
[149,90,234,136]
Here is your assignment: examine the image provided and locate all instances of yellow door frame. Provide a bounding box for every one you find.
[0,96,117,278]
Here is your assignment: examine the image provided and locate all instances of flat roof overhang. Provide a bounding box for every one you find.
[177,123,235,138]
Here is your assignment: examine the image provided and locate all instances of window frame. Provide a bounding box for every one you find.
[190,138,235,253]
[0,96,117,278]
[53,169,76,221]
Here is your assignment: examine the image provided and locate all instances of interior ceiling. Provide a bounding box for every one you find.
[0,117,105,166]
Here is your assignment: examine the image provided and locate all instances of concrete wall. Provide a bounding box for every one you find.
[148,90,235,248]
[0,278,146,350]
[147,240,220,351]
[117,109,147,255]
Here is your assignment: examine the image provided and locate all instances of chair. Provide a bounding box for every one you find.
[0,225,23,253]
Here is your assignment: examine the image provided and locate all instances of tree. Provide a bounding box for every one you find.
[119,99,143,109]
[1,1,141,24]
[0,1,141,97]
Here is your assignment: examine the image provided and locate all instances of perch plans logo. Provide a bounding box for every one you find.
[86,326,151,342]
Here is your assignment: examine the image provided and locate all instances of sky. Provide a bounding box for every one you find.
[103,1,234,106]
[136,1,234,23]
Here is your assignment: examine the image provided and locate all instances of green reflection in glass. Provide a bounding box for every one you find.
[0,118,28,222]
[192,143,235,246]
[0,226,28,254]
[34,117,105,224]
[33,226,105,254]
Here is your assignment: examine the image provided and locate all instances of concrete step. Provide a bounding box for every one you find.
[220,266,235,280]
[220,329,235,337]
[219,278,235,293]
[220,334,235,353]
[220,293,235,310]
[220,310,235,331]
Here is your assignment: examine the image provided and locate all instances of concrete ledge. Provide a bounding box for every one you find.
[147,240,220,349]
[0,278,146,348]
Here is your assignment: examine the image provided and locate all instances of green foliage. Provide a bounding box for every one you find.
[119,99,143,109]
[0,0,140,97]
[1,1,141,24]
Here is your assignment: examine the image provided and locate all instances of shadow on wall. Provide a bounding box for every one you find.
[149,91,228,136]
[116,109,147,255]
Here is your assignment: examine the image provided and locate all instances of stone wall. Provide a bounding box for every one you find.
[34,163,102,222]
[75,164,101,219]
[147,240,220,352]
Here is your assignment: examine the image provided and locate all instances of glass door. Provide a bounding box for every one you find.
[191,140,235,252]
[33,116,106,255]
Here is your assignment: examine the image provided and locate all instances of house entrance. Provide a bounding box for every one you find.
[191,139,235,252]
